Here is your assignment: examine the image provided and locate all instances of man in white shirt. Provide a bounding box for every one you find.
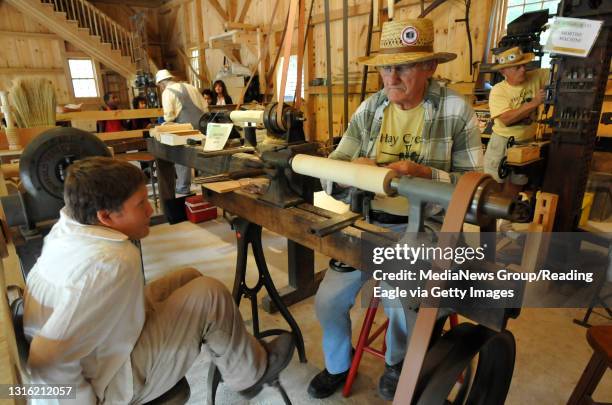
[24,157,295,403]
[156,69,208,195]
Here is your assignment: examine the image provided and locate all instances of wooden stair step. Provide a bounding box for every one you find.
[7,0,138,78]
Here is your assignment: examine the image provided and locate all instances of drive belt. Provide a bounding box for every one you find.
[393,172,491,404]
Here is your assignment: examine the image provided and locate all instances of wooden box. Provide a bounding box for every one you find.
[506,144,540,164]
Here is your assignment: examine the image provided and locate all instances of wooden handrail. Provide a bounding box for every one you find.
[55,0,137,59]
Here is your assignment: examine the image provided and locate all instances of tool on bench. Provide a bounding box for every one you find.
[193,168,266,184]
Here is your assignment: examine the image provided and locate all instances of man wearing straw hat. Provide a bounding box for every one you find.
[309,18,482,400]
[155,69,208,195]
[485,46,549,186]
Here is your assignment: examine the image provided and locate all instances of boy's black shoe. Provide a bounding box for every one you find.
[239,332,295,399]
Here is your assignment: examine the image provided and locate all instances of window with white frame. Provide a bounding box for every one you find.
[68,59,99,98]
[276,55,304,102]
[504,0,561,68]
[189,48,202,89]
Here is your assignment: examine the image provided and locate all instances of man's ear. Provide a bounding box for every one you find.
[96,209,115,227]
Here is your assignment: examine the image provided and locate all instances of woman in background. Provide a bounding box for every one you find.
[212,80,233,105]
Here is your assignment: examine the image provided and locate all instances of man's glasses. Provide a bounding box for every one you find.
[377,64,417,76]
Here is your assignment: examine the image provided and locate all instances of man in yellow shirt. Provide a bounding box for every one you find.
[485,46,550,184]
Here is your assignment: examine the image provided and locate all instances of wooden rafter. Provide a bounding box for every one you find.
[208,0,228,20]
[237,0,252,23]
[226,0,237,21]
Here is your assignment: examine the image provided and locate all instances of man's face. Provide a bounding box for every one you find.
[379,62,436,107]
[138,100,147,109]
[203,94,213,105]
[501,64,527,85]
[158,81,168,92]
[102,184,153,239]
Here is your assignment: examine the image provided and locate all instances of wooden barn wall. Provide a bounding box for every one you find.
[156,0,494,143]
[0,2,72,105]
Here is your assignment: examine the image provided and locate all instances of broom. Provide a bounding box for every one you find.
[8,78,56,128]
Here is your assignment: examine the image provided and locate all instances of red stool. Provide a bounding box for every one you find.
[342,295,458,397]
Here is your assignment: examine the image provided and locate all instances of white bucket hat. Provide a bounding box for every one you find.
[155,69,174,84]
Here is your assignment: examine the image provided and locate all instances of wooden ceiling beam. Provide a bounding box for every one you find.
[237,0,252,23]
[207,0,229,21]
[226,0,237,21]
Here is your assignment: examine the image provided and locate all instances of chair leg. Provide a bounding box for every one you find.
[271,379,292,405]
[568,351,607,405]
[205,364,222,405]
[342,298,381,397]
[450,313,458,328]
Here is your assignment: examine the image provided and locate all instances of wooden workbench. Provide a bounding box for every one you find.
[203,187,397,312]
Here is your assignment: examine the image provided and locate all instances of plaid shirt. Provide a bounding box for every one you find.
[329,80,483,184]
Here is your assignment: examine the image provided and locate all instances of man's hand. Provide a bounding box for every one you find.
[386,160,432,179]
[530,89,545,107]
[351,157,378,166]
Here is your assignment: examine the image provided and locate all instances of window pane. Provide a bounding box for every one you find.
[68,59,95,79]
[508,0,524,6]
[73,79,98,98]
[524,2,543,12]
[543,1,558,14]
[277,55,304,102]
[505,7,524,26]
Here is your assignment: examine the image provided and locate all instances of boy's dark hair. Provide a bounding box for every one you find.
[64,157,147,225]
[201,89,213,97]
[132,95,147,109]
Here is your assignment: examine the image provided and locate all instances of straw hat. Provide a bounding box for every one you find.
[490,47,534,71]
[155,69,174,84]
[358,19,456,66]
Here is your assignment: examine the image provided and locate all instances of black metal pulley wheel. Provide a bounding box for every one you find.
[19,127,111,201]
[414,323,516,405]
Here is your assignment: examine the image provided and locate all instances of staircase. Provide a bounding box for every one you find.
[6,0,139,79]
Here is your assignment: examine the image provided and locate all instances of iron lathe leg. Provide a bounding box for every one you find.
[231,217,306,362]
[206,217,305,405]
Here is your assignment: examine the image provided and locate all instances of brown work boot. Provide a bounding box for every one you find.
[239,332,296,399]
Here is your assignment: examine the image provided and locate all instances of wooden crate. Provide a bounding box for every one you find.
[507,144,540,164]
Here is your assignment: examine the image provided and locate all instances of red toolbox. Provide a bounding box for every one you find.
[185,195,218,223]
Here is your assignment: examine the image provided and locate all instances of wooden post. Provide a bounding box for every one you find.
[295,0,306,109]
[277,0,299,107]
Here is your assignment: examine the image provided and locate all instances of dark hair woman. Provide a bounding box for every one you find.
[212,80,233,105]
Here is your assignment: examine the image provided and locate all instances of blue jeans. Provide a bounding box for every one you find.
[175,164,192,194]
[315,268,419,374]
